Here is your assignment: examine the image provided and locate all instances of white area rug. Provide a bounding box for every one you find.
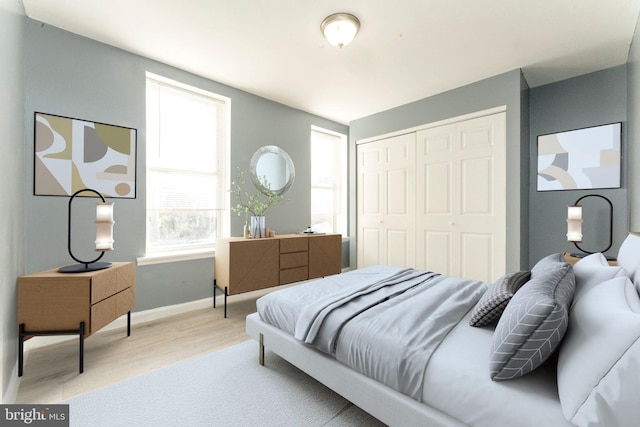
[64,340,385,426]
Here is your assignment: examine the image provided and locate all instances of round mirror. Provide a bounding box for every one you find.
[250,145,295,195]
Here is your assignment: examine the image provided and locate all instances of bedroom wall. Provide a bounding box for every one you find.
[629,13,640,232]
[349,69,529,272]
[22,19,348,311]
[0,0,26,403]
[528,66,628,265]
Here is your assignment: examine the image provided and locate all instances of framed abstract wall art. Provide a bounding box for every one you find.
[537,122,621,191]
[34,112,137,198]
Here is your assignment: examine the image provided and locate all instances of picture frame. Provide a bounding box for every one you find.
[536,122,621,191]
[34,112,137,198]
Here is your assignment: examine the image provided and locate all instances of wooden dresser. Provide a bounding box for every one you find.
[17,262,135,375]
[214,234,342,316]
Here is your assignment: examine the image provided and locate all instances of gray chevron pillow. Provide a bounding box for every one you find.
[469,271,531,327]
[489,253,575,380]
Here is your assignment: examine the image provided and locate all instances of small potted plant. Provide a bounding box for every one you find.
[229,168,286,237]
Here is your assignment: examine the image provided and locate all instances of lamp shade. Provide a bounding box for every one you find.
[59,188,114,273]
[566,205,583,242]
[95,202,114,251]
[321,13,360,48]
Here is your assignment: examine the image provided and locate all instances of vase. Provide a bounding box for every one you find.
[250,216,266,238]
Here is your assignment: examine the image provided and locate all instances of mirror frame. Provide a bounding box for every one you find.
[249,145,296,196]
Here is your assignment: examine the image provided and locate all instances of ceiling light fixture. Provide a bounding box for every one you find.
[321,13,360,48]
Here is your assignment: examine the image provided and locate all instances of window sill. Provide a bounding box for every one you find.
[137,249,215,266]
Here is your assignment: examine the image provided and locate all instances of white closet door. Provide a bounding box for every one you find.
[416,112,506,281]
[357,133,416,268]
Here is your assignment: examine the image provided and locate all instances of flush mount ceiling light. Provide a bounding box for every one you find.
[321,13,360,48]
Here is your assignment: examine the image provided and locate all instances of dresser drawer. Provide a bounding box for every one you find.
[280,252,308,269]
[280,237,308,253]
[280,267,308,285]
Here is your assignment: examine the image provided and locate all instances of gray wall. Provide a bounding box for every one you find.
[529,66,628,264]
[0,1,25,403]
[629,13,640,232]
[23,19,347,311]
[349,69,528,272]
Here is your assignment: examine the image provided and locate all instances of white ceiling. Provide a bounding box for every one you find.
[19,0,640,124]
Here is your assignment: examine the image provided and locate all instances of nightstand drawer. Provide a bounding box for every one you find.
[91,287,135,333]
[280,252,308,269]
[91,262,135,303]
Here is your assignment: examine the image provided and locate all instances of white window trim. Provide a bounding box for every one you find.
[137,248,214,266]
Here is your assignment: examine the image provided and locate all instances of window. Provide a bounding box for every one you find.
[145,73,230,259]
[310,126,347,235]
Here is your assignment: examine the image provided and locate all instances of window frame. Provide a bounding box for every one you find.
[139,72,230,266]
[310,125,348,236]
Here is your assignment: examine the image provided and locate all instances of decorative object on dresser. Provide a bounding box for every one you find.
[18,262,135,376]
[566,193,613,259]
[229,146,295,238]
[214,234,341,317]
[228,167,287,238]
[59,188,115,273]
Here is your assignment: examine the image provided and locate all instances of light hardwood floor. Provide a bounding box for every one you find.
[15,290,269,404]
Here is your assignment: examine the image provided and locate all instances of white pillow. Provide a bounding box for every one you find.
[558,276,640,426]
[617,232,640,293]
[571,252,626,308]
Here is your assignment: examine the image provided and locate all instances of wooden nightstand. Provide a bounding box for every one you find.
[563,252,617,266]
[17,262,135,376]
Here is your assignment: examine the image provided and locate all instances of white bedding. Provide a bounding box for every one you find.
[256,265,571,426]
[258,265,408,335]
[250,233,640,427]
[424,310,571,426]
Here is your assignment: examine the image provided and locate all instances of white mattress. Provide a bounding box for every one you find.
[423,310,571,427]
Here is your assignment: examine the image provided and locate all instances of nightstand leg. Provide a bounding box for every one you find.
[79,322,85,374]
[127,311,131,337]
[18,324,25,377]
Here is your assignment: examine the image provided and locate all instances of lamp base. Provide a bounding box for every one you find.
[569,252,588,259]
[58,262,112,273]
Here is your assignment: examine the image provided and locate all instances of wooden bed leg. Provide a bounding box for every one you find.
[259,333,265,366]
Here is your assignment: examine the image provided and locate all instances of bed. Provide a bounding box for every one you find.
[245,232,640,427]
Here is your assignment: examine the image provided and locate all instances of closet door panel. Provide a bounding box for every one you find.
[357,133,415,268]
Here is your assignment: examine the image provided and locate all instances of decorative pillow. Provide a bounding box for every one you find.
[469,271,531,327]
[571,252,625,308]
[617,232,640,293]
[558,276,640,426]
[489,253,575,380]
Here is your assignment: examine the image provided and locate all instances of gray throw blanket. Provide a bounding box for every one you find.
[295,268,487,401]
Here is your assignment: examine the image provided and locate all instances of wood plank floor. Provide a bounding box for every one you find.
[15,290,268,404]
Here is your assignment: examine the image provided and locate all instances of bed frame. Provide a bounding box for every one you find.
[246,312,467,427]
